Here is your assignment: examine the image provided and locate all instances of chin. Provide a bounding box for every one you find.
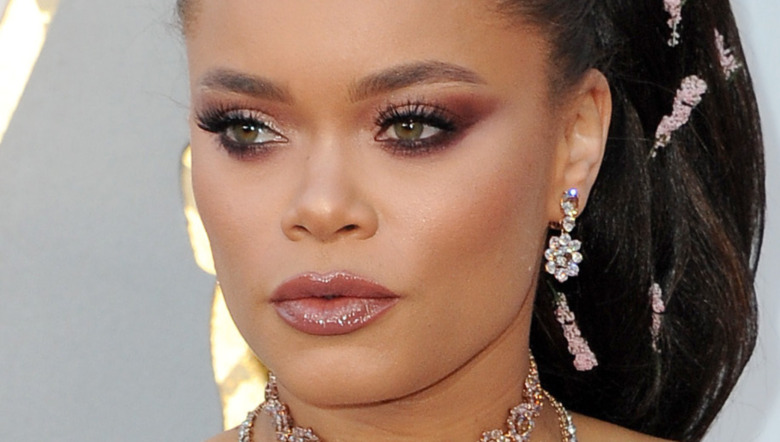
[276,352,417,407]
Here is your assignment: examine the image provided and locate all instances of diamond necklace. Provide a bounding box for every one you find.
[238,356,577,442]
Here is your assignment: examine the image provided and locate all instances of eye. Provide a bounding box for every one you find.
[195,107,287,158]
[224,121,284,145]
[383,120,443,142]
[374,102,458,155]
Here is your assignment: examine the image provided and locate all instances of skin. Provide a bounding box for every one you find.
[185,0,663,440]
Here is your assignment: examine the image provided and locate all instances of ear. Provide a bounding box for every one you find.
[547,69,611,221]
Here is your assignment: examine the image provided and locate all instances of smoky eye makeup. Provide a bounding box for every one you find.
[193,95,485,161]
[373,100,463,157]
[195,105,287,160]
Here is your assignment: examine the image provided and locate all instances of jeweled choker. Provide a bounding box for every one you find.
[238,356,577,442]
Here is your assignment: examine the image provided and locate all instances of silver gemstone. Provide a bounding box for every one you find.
[562,216,576,232]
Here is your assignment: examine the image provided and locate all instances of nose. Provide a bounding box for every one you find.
[281,149,378,243]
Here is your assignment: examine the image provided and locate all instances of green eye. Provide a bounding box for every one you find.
[386,120,442,142]
[226,123,281,145]
[373,102,458,154]
[393,120,426,141]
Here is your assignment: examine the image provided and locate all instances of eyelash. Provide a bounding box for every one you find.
[194,100,460,159]
[195,106,285,159]
[374,101,458,156]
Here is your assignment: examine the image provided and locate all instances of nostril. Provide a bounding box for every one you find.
[340,224,358,233]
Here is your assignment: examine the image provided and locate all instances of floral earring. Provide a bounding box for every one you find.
[544,189,583,283]
[545,189,598,371]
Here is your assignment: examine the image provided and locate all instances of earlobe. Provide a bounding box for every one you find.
[548,69,612,219]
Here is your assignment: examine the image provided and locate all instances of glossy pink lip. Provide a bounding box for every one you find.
[270,272,399,336]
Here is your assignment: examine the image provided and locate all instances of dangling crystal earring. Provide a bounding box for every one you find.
[554,291,598,371]
[545,189,597,371]
[544,189,583,283]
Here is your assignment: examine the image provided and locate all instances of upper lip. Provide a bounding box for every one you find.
[270,271,400,302]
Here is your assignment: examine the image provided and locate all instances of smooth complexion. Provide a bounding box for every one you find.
[186,1,613,440]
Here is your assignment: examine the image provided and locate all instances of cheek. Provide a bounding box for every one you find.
[418,159,549,301]
[189,132,279,293]
[383,118,556,354]
[190,140,235,275]
[405,115,554,288]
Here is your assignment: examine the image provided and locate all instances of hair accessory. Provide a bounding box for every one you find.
[664,0,684,47]
[649,283,665,352]
[240,360,577,442]
[652,75,708,157]
[554,292,598,371]
[714,29,741,79]
[544,189,583,283]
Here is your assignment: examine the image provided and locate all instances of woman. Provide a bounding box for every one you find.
[178,0,764,440]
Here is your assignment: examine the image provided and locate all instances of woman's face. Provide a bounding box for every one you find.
[187,0,577,407]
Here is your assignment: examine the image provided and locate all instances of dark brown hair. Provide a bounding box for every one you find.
[508,1,763,441]
[177,1,764,440]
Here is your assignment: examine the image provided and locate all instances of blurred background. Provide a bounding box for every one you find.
[0,0,777,440]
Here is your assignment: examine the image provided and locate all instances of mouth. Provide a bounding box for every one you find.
[270,271,400,336]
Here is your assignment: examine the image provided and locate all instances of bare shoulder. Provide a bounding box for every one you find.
[572,413,674,442]
[204,428,239,442]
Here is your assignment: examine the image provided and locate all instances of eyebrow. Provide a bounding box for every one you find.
[349,61,486,102]
[197,61,486,104]
[198,69,293,103]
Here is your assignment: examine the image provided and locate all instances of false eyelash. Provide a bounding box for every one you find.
[195,105,284,159]
[374,100,459,156]
[373,101,456,130]
[197,106,255,133]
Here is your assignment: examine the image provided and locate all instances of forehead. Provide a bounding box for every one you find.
[186,0,550,97]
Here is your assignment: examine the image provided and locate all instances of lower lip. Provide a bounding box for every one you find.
[273,297,398,336]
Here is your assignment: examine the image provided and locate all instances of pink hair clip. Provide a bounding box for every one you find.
[664,0,684,47]
[652,75,708,156]
[554,292,598,371]
[715,29,741,79]
[649,283,665,352]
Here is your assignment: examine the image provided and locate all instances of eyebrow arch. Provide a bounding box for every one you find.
[349,61,486,102]
[198,69,293,103]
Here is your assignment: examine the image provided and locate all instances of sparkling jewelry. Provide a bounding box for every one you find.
[239,372,319,442]
[544,390,578,441]
[649,282,665,353]
[652,75,708,157]
[554,291,598,372]
[544,189,596,372]
[664,0,683,47]
[238,356,577,441]
[714,29,741,79]
[479,356,544,442]
[544,189,583,284]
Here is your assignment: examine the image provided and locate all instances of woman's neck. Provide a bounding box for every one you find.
[254,312,564,441]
